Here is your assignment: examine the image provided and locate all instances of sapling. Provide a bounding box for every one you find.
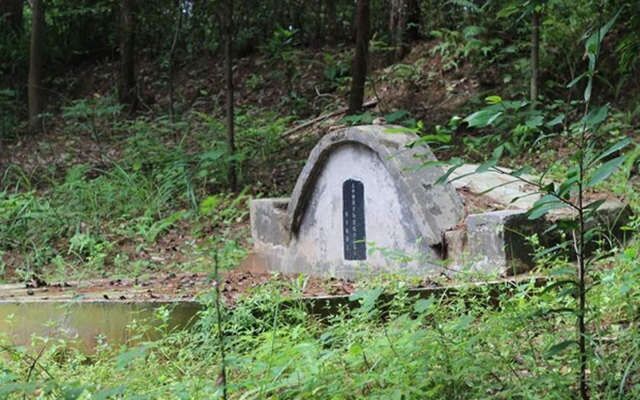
[214,251,228,400]
[440,12,627,399]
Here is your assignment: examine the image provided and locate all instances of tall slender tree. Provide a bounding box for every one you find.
[348,0,369,114]
[28,0,44,133]
[389,0,420,60]
[119,0,136,109]
[168,0,183,122]
[223,0,237,191]
[326,0,337,45]
[530,7,541,104]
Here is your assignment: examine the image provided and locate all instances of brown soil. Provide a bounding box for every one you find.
[0,260,359,304]
[373,41,479,130]
[0,40,484,287]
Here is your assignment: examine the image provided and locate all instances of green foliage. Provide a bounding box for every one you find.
[3,251,640,398]
[0,106,294,280]
[61,95,122,139]
[430,26,498,71]
[322,52,351,89]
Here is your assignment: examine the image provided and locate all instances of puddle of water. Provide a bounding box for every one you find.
[0,301,201,353]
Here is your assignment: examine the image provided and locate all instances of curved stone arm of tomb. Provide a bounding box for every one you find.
[285,125,465,246]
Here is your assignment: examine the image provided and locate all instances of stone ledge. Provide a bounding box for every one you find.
[250,198,290,247]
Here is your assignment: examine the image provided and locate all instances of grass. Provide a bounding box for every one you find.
[0,102,296,283]
[0,68,639,398]
[1,238,640,398]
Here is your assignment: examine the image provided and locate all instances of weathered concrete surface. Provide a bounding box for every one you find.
[252,125,465,279]
[446,167,632,275]
[288,125,464,245]
[463,210,543,275]
[284,143,443,278]
[250,198,290,246]
[250,127,632,279]
[449,163,542,210]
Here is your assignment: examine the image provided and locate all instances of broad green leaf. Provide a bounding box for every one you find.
[528,195,566,220]
[349,287,384,313]
[0,383,38,397]
[584,78,592,103]
[585,198,607,211]
[93,386,126,400]
[586,155,626,187]
[486,111,503,126]
[591,137,632,165]
[485,95,502,105]
[476,159,496,173]
[557,176,579,198]
[63,385,87,400]
[386,126,417,134]
[476,145,504,173]
[525,115,544,129]
[584,10,620,57]
[496,4,518,18]
[116,346,149,370]
[385,110,409,123]
[464,108,502,128]
[414,298,435,314]
[463,25,484,39]
[567,73,585,88]
[581,104,609,128]
[199,149,226,161]
[546,340,578,357]
[413,133,452,144]
[454,314,474,331]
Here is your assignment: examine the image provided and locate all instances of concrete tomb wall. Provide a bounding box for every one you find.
[251,125,465,279]
[249,125,631,279]
[286,143,441,277]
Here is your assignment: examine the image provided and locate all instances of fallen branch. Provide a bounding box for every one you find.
[281,99,378,139]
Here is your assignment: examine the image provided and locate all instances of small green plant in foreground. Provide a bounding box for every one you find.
[445,13,630,399]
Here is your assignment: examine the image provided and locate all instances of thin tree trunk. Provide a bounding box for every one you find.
[530,9,540,104]
[389,0,404,59]
[406,0,420,42]
[224,0,237,192]
[389,0,420,60]
[27,0,44,133]
[168,1,183,122]
[313,0,324,48]
[119,0,136,109]
[326,0,337,45]
[0,0,23,33]
[348,0,369,114]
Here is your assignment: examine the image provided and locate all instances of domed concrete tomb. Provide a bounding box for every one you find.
[250,125,465,279]
[249,125,631,279]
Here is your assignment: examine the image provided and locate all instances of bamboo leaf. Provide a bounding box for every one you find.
[547,340,578,357]
[546,340,578,357]
[528,195,566,220]
[586,155,626,188]
[581,104,609,128]
[591,137,632,165]
[464,108,502,128]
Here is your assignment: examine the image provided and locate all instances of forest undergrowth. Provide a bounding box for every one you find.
[2,1,640,396]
